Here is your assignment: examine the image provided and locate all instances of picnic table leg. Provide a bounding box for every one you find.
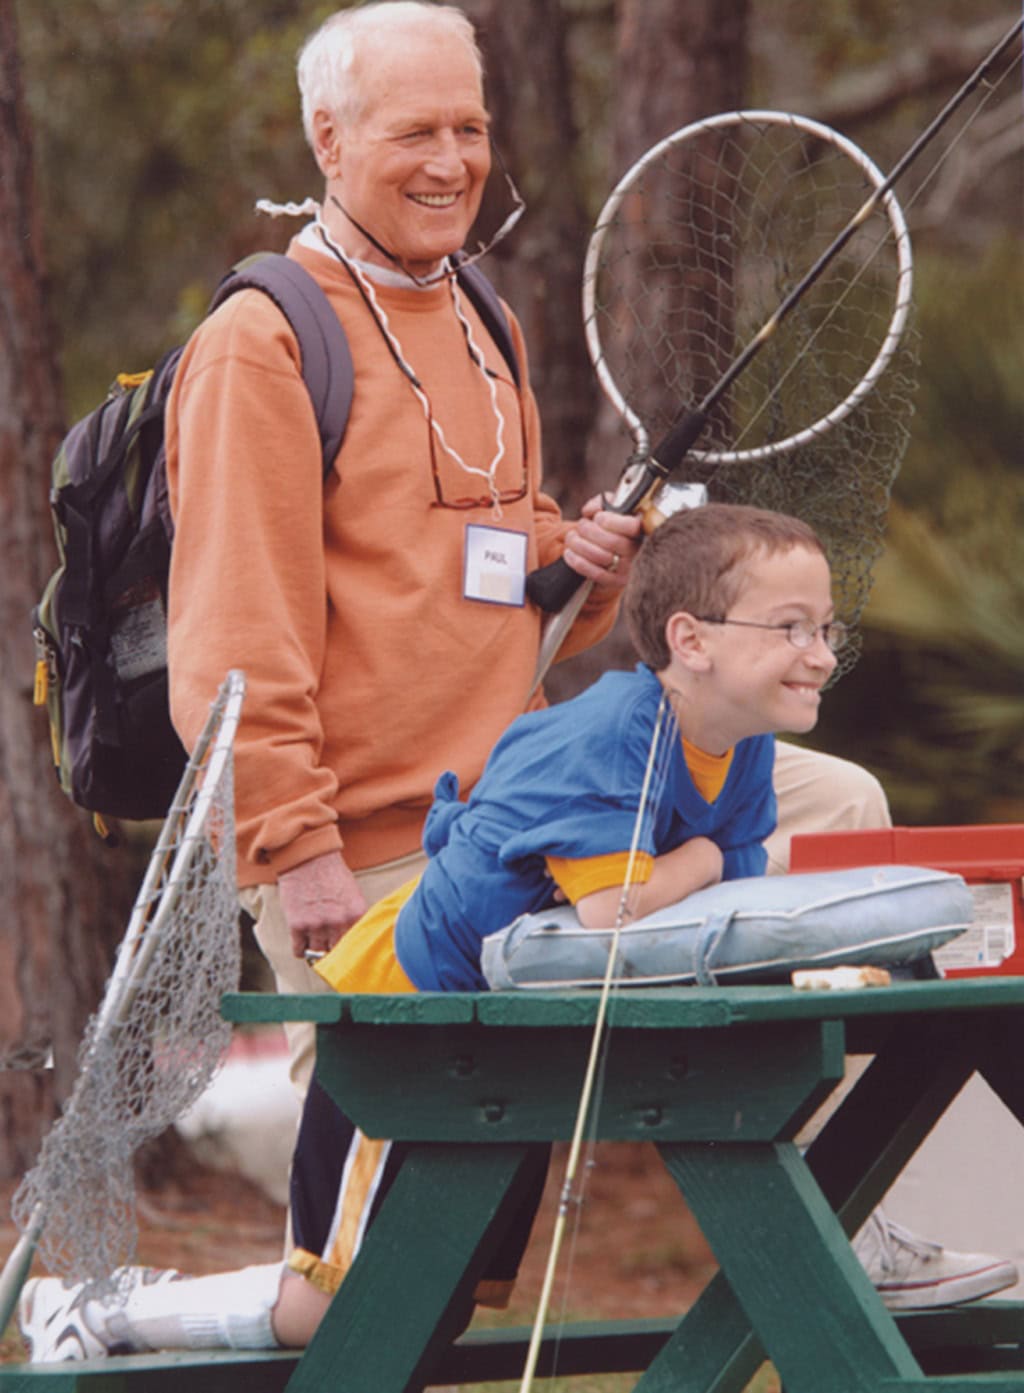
[655,1140,922,1393]
[284,1141,542,1393]
[804,1015,976,1230]
[974,1007,1024,1127]
[635,1016,974,1393]
[631,1272,767,1393]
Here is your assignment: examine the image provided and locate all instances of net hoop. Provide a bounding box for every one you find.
[582,108,914,468]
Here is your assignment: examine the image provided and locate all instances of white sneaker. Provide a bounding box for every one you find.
[853,1210,1018,1310]
[19,1267,181,1364]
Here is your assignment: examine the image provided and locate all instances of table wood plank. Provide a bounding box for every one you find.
[222,978,1024,1031]
[311,1017,844,1144]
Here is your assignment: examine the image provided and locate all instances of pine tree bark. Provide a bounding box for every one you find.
[463,0,599,513]
[614,0,748,167]
[549,0,751,697]
[0,0,134,1178]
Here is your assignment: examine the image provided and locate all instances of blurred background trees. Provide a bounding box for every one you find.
[2,0,1021,1160]
[0,0,136,1172]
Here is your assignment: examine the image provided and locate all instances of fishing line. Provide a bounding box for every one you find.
[517,691,678,1392]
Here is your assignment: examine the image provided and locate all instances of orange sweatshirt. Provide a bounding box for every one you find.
[165,238,618,883]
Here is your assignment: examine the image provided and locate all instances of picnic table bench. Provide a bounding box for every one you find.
[5,976,1024,1391]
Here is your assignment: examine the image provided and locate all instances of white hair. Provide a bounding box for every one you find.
[297,2,483,149]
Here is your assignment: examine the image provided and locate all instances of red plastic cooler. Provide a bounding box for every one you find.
[788,824,1024,978]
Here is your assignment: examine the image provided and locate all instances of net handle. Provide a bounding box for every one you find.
[91,669,246,1043]
[0,670,246,1337]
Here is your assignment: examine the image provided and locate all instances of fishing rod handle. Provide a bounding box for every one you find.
[525,409,709,613]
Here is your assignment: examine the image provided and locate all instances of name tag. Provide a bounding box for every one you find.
[463,524,528,607]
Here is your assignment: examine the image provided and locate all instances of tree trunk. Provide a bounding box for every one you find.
[463,0,599,511]
[0,0,135,1178]
[547,0,751,698]
[614,0,748,167]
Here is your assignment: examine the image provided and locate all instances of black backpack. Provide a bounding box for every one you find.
[32,252,519,830]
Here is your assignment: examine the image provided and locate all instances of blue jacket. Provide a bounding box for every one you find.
[395,664,776,990]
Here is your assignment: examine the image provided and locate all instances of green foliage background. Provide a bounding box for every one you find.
[16,0,1024,827]
[813,238,1024,822]
[18,0,335,414]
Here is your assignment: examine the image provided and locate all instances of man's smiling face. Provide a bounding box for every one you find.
[329,28,491,277]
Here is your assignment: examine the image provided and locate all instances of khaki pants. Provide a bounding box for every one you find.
[765,740,891,874]
[767,742,893,1146]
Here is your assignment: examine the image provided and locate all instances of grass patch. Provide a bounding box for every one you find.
[436,1366,779,1392]
[0,1329,25,1365]
[446,1307,780,1392]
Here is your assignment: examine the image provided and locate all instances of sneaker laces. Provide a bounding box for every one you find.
[867,1210,942,1274]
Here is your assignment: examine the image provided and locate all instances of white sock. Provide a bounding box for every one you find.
[88,1262,285,1352]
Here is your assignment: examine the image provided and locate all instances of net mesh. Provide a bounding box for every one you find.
[587,112,919,671]
[10,673,244,1291]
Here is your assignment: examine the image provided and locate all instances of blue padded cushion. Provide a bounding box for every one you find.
[480,865,972,990]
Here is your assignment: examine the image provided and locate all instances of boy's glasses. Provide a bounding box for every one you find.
[697,616,850,652]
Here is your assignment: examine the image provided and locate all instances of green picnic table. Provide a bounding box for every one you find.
[5,977,1024,1391]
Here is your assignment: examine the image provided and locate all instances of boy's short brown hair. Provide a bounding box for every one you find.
[623,503,827,671]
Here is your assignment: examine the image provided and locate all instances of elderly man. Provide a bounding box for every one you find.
[165,0,640,1093]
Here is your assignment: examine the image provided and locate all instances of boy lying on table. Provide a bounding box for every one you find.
[20,503,1013,1362]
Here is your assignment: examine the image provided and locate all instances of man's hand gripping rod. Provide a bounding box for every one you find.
[528,410,709,694]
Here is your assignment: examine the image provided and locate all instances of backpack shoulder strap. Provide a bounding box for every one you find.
[452,259,522,389]
[206,253,520,476]
[210,254,354,480]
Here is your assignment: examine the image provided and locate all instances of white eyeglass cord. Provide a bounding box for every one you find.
[308,213,510,515]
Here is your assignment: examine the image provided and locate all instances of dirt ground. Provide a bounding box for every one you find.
[1,1141,725,1359]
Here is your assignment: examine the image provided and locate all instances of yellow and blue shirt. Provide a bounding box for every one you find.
[318,664,775,995]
